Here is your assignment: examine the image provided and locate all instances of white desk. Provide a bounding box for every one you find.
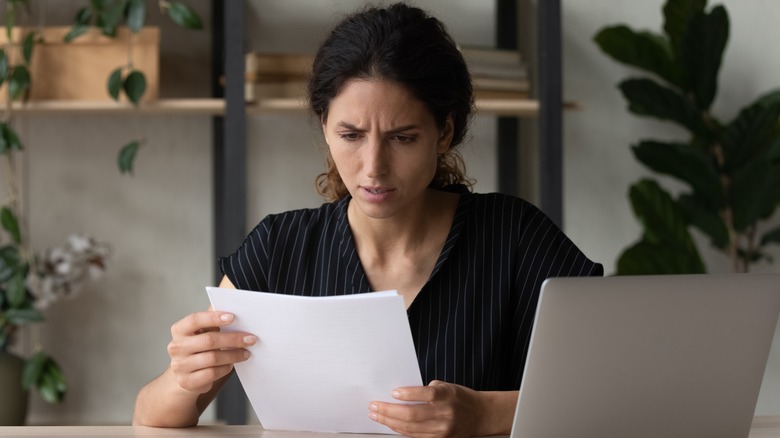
[2,418,780,437]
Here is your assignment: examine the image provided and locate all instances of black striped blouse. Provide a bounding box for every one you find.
[220,186,603,391]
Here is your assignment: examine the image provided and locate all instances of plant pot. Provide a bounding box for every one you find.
[0,26,160,102]
[0,350,29,425]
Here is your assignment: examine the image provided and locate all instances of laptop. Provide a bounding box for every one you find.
[511,274,780,438]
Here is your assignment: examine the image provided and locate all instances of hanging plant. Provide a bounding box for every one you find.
[63,0,203,174]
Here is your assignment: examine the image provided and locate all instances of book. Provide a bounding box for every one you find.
[245,52,315,79]
[459,46,529,91]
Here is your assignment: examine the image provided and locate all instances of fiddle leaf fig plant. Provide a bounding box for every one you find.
[64,0,203,174]
[594,0,780,274]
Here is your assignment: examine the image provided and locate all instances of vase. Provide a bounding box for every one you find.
[0,349,29,425]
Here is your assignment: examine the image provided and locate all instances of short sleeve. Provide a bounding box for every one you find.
[218,218,272,291]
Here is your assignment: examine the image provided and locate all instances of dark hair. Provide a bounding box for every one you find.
[309,2,475,201]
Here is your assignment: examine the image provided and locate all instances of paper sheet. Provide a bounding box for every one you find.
[206,287,423,434]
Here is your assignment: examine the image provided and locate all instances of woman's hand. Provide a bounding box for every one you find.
[167,310,256,395]
[367,380,486,438]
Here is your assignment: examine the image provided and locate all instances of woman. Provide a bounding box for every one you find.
[133,3,602,436]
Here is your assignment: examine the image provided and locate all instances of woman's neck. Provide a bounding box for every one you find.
[348,189,459,263]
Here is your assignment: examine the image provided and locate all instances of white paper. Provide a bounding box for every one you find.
[206,287,423,434]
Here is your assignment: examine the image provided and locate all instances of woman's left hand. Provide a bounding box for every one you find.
[368,380,484,438]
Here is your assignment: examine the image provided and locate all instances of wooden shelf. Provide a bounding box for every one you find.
[8,97,543,117]
[9,98,226,115]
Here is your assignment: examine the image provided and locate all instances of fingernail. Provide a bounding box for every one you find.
[369,403,378,412]
[392,390,401,398]
[369,412,378,421]
[243,350,251,359]
[243,335,257,345]
[220,314,234,323]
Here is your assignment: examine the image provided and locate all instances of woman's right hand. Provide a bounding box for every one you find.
[167,310,256,395]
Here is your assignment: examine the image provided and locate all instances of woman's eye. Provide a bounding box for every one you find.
[393,135,415,143]
[340,133,360,141]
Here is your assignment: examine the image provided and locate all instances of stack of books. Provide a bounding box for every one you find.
[244,52,314,102]
[244,48,529,103]
[460,47,529,100]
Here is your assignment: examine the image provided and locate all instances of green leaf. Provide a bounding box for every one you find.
[0,49,8,85]
[663,0,706,56]
[678,5,729,110]
[0,245,20,282]
[770,137,780,164]
[39,361,66,403]
[677,193,729,249]
[126,0,146,33]
[721,99,780,174]
[627,179,703,268]
[166,2,203,30]
[7,308,44,325]
[754,88,780,108]
[107,67,123,101]
[1,207,21,244]
[118,140,141,174]
[617,240,706,275]
[64,24,90,43]
[762,226,780,247]
[5,7,13,40]
[6,272,26,308]
[74,6,93,25]
[631,140,723,208]
[99,0,127,37]
[594,26,681,87]
[123,70,146,105]
[0,123,24,152]
[23,353,67,403]
[753,162,780,221]
[22,352,47,390]
[22,32,35,65]
[8,66,31,101]
[728,156,780,231]
[619,78,706,136]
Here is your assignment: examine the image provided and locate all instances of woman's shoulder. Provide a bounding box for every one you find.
[255,198,348,235]
[459,189,540,220]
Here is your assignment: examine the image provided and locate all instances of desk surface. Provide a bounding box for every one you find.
[2,417,780,437]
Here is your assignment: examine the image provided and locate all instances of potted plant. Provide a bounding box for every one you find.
[594,0,780,274]
[3,0,195,424]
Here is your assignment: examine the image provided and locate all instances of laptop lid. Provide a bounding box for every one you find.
[511,274,780,438]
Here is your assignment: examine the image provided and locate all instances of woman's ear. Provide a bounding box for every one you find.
[437,114,455,153]
[321,116,331,146]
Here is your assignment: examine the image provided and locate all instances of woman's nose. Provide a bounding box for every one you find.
[364,137,388,177]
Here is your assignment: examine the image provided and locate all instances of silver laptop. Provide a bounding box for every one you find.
[511,274,780,438]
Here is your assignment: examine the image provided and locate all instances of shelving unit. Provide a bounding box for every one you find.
[211,0,565,425]
[9,97,540,116]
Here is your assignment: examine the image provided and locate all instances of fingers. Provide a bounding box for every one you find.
[369,382,471,437]
[168,330,256,358]
[391,381,448,403]
[171,311,236,337]
[368,403,449,437]
[166,310,257,394]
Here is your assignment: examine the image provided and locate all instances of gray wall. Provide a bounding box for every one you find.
[7,0,779,425]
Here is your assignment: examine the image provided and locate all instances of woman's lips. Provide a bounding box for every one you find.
[361,186,395,202]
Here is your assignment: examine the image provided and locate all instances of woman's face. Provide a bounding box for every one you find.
[322,78,453,220]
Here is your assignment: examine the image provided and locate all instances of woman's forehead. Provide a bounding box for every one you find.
[325,78,435,128]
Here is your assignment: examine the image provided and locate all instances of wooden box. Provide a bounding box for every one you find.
[0,27,159,102]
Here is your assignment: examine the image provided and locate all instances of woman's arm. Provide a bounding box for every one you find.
[368,381,518,437]
[133,276,254,427]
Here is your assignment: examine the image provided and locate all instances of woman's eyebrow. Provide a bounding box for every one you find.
[335,121,420,134]
[336,121,365,132]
